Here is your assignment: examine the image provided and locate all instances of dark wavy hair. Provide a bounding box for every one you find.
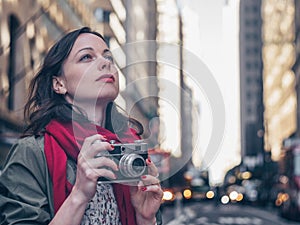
[23,27,143,136]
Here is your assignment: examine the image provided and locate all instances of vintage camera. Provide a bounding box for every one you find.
[97,140,148,183]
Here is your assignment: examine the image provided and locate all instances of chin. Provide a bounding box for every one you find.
[97,92,118,102]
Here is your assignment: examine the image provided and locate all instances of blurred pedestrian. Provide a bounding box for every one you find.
[0,27,163,225]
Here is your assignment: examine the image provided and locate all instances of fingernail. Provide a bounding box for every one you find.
[141,175,147,179]
[110,145,114,149]
[141,187,147,191]
[100,135,107,140]
[147,158,152,163]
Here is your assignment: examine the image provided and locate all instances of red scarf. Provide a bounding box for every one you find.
[44,119,139,225]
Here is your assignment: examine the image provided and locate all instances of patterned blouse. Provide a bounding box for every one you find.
[81,183,122,225]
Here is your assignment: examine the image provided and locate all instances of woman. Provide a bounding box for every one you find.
[0,27,163,225]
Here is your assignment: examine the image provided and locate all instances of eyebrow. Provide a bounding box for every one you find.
[103,49,111,54]
[74,47,111,57]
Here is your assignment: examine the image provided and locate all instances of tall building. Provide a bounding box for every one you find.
[0,0,94,166]
[122,0,159,140]
[0,0,159,167]
[155,0,196,186]
[293,0,300,135]
[239,0,265,166]
[261,0,297,160]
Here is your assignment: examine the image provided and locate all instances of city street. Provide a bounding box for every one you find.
[2,1,300,224]
[162,201,300,225]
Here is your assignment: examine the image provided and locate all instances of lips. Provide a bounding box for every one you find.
[96,74,115,83]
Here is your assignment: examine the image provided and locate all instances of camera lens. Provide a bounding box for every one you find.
[119,153,146,178]
[132,158,145,173]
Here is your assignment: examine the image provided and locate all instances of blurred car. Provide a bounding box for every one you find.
[273,139,300,221]
[182,168,214,202]
[242,179,261,203]
[220,184,244,204]
[189,177,214,201]
[162,187,176,205]
[161,186,190,206]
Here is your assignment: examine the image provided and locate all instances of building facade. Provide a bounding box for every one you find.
[261,0,297,160]
[0,0,161,168]
[240,0,299,165]
[239,0,265,167]
[122,0,159,140]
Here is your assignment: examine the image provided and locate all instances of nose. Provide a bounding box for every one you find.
[97,56,111,71]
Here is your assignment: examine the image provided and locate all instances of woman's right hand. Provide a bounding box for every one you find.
[72,134,118,203]
[49,134,118,225]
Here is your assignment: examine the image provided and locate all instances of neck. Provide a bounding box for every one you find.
[75,100,108,127]
[88,104,107,127]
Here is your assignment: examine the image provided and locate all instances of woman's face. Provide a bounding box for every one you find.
[59,33,119,106]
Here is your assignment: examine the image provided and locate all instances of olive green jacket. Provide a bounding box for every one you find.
[0,136,163,225]
[0,136,55,224]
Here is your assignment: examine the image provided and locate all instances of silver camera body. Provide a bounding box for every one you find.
[97,140,148,183]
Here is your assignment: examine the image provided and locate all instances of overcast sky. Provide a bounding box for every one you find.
[182,0,241,184]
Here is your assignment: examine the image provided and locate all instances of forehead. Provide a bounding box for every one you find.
[71,33,108,53]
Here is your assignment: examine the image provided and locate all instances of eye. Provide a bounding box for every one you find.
[79,54,93,62]
[104,55,114,63]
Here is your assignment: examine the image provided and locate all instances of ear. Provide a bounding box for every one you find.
[52,76,67,95]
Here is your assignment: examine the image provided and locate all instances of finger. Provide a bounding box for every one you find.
[130,180,149,193]
[146,158,159,177]
[93,168,117,180]
[84,134,107,146]
[92,142,114,157]
[81,134,105,155]
[122,180,140,187]
[77,156,117,181]
[140,184,164,198]
[126,182,139,192]
[83,140,113,159]
[90,157,119,172]
[140,175,160,187]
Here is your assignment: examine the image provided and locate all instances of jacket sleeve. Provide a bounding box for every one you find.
[0,136,53,225]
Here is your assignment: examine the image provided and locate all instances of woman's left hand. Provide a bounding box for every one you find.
[130,158,163,225]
